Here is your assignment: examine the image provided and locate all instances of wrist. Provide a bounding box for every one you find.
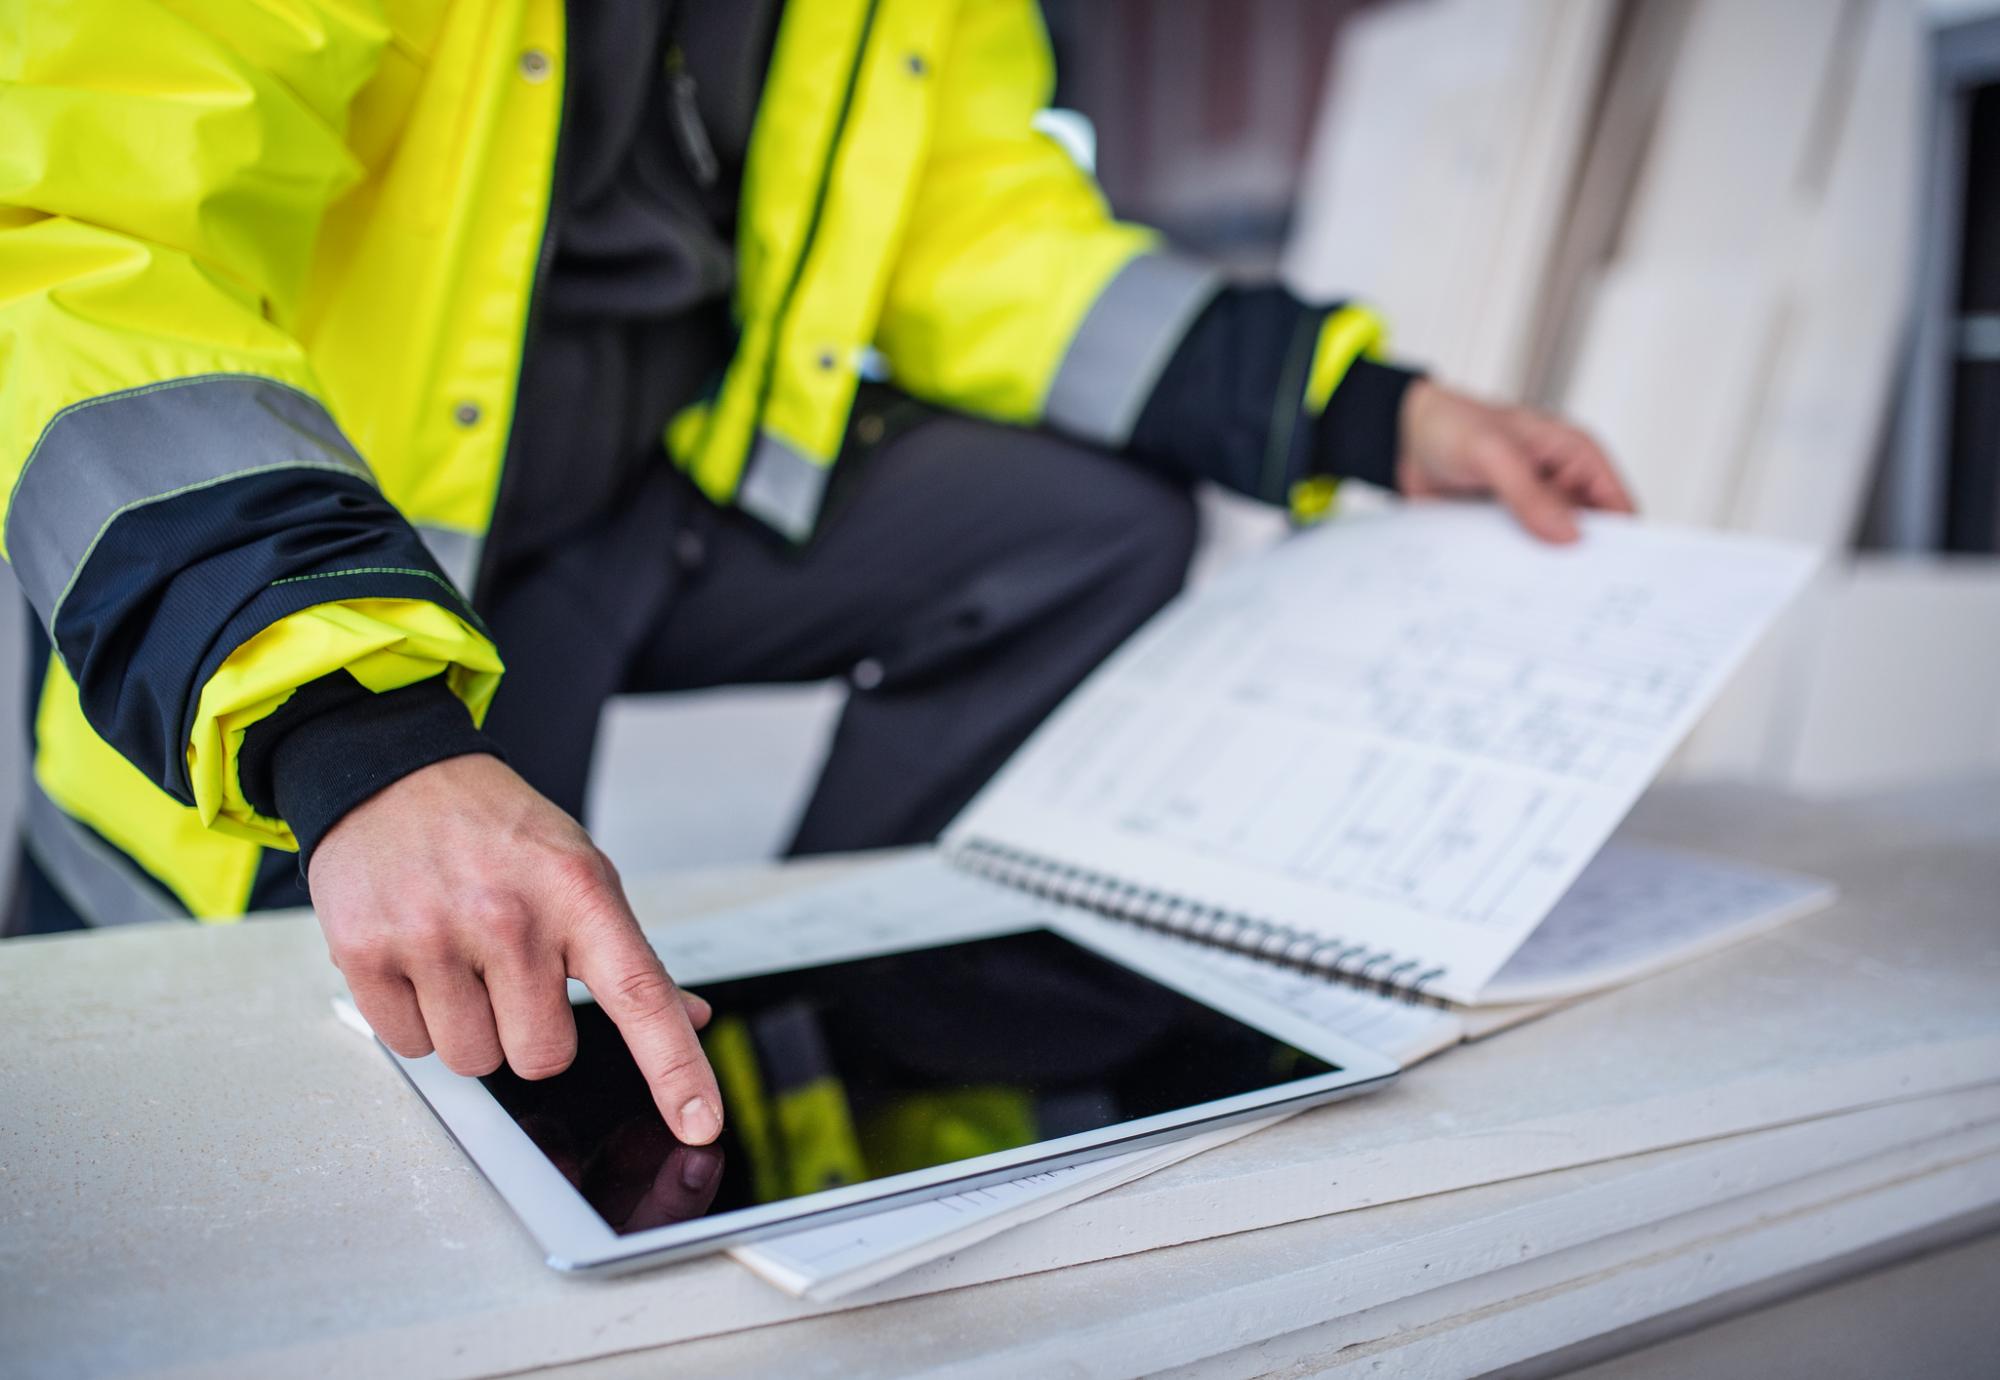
[241,672,503,866]
[309,750,509,887]
[1395,377,1439,494]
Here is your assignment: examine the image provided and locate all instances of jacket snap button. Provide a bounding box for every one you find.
[905,52,928,77]
[519,49,552,82]
[453,401,482,427]
[856,413,885,445]
[817,349,837,371]
[851,658,885,691]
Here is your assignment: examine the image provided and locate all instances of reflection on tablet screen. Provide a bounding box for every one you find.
[481,927,1335,1235]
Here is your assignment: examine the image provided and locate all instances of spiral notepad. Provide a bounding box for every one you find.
[950,838,1453,1004]
[941,505,1820,1010]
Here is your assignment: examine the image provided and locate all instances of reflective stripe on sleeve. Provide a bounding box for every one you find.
[1041,251,1224,448]
[22,781,184,927]
[735,431,832,542]
[1303,305,1390,416]
[5,375,375,631]
[414,525,483,597]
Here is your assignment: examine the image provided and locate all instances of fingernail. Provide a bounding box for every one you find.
[678,1096,720,1144]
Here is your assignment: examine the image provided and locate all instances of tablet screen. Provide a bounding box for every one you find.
[481,927,1337,1235]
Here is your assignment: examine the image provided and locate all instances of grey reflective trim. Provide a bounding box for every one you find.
[1043,251,1224,448]
[415,525,483,597]
[21,781,185,927]
[6,375,374,631]
[736,432,831,541]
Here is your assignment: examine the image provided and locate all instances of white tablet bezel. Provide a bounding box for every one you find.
[385,911,1399,1275]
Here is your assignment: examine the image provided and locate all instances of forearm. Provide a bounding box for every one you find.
[1126,285,1424,504]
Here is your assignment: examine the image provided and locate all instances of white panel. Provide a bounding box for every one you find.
[1618,0,1847,263]
[1282,0,1615,395]
[1783,558,2000,794]
[1559,264,1782,527]
[1730,0,1924,546]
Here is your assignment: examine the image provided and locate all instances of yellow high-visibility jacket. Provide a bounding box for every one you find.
[0,0,1383,923]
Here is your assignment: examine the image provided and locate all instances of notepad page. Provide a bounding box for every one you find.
[1476,840,1837,1004]
[1148,937,1465,1065]
[946,505,1818,1004]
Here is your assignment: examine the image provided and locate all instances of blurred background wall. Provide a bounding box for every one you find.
[8,0,1996,890]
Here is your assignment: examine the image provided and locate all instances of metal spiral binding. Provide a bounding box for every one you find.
[951,838,1450,1008]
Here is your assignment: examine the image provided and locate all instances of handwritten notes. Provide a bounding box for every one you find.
[950,506,1817,1001]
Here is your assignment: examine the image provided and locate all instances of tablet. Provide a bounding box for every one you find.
[386,913,1398,1274]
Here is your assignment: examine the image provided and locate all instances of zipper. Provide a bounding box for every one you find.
[665,44,721,189]
[743,0,882,500]
[475,9,573,603]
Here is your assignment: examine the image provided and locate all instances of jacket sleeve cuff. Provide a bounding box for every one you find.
[1310,357,1424,492]
[1125,284,1324,502]
[187,596,504,848]
[238,672,503,865]
[1127,287,1418,508]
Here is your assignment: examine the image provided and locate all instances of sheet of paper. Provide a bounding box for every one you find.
[1479,840,1837,1004]
[731,1121,1269,1301]
[638,853,1045,985]
[947,505,1818,1003]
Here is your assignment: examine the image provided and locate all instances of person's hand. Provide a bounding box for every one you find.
[309,754,723,1145]
[1395,378,1635,542]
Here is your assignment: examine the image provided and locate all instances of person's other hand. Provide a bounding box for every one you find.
[1395,378,1635,542]
[309,754,723,1145]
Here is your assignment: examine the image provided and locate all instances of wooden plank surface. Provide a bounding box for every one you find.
[1207,1126,2000,1378]
[549,1100,2000,1378]
[3,781,1997,1379]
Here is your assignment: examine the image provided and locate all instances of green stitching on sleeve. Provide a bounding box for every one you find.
[266,567,492,638]
[271,566,460,595]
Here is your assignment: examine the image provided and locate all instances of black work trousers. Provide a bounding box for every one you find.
[479,401,1199,859]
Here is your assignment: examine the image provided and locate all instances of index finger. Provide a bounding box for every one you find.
[567,913,723,1145]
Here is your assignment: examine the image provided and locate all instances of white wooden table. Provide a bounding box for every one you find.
[3,780,1997,1379]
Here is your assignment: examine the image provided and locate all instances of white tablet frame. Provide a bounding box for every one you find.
[385,911,1399,1275]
